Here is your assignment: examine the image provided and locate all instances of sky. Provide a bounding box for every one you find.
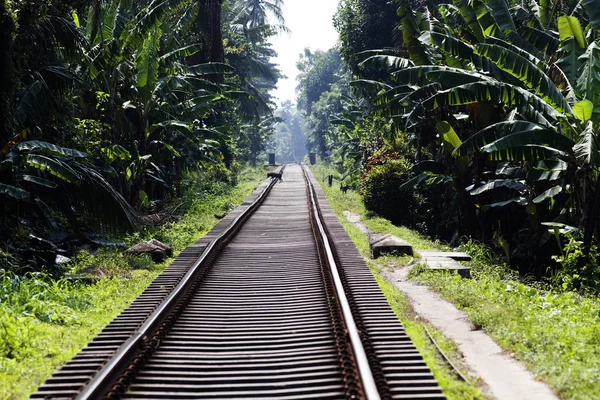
[268,0,340,105]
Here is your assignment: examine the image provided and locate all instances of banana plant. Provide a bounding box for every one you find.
[353,0,600,257]
[0,141,137,230]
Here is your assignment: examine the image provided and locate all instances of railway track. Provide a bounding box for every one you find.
[33,164,445,400]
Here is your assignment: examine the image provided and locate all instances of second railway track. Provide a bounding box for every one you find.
[33,164,445,400]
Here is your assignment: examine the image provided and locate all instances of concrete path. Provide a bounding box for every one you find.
[342,211,558,400]
[383,266,558,400]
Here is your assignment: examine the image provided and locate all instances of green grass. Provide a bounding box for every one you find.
[0,166,267,400]
[312,164,600,400]
[412,244,600,400]
[0,271,157,399]
[311,164,447,251]
[311,165,487,399]
[375,275,487,400]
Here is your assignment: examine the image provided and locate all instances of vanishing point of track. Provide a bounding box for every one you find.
[33,164,445,400]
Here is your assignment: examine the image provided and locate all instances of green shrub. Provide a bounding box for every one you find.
[360,153,426,229]
[551,234,600,294]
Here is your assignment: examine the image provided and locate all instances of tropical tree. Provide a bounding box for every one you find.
[0,0,286,272]
[270,101,306,163]
[295,47,352,159]
[346,0,600,278]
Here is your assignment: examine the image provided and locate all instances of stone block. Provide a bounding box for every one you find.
[418,250,472,261]
[125,239,173,262]
[369,233,413,258]
[421,254,471,278]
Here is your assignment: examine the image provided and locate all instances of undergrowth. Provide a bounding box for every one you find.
[413,241,600,400]
[312,163,599,400]
[311,165,487,399]
[0,166,266,399]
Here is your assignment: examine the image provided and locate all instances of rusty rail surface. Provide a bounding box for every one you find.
[32,164,445,400]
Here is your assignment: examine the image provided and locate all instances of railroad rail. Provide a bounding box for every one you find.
[33,164,445,399]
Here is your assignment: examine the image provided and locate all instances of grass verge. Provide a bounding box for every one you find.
[0,166,267,400]
[411,244,600,400]
[312,164,600,400]
[311,165,487,399]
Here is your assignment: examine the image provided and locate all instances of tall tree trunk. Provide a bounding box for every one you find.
[0,0,17,146]
[194,0,225,64]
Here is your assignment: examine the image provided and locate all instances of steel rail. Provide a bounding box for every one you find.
[75,168,283,400]
[301,165,382,400]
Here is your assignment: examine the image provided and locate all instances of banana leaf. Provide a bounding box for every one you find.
[437,4,480,44]
[159,44,201,65]
[399,0,432,65]
[358,55,413,71]
[469,179,530,195]
[518,25,560,57]
[525,169,563,181]
[539,0,554,28]
[482,197,528,210]
[349,79,393,93]
[0,183,30,200]
[21,175,58,189]
[421,81,563,122]
[392,65,490,88]
[355,49,398,61]
[573,100,594,122]
[486,144,571,162]
[485,36,542,65]
[475,43,572,114]
[505,32,546,62]
[573,121,600,168]
[14,141,88,159]
[557,16,586,48]
[533,186,563,203]
[455,121,546,156]
[480,129,575,154]
[34,197,59,230]
[431,31,478,63]
[556,38,585,89]
[582,0,600,30]
[576,43,600,117]
[484,0,516,34]
[136,25,161,104]
[472,0,501,37]
[373,85,413,107]
[453,0,485,42]
[532,160,568,171]
[26,155,82,183]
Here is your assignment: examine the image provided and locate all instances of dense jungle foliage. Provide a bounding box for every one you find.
[0,0,291,274]
[296,0,600,292]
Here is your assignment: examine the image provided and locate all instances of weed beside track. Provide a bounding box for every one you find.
[0,167,266,399]
[312,163,600,400]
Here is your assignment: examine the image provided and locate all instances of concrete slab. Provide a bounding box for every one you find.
[419,250,471,278]
[342,211,413,258]
[418,250,472,261]
[369,233,413,258]
[423,256,471,278]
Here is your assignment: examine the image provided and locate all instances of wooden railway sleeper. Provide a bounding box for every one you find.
[302,165,383,400]
[74,167,284,400]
